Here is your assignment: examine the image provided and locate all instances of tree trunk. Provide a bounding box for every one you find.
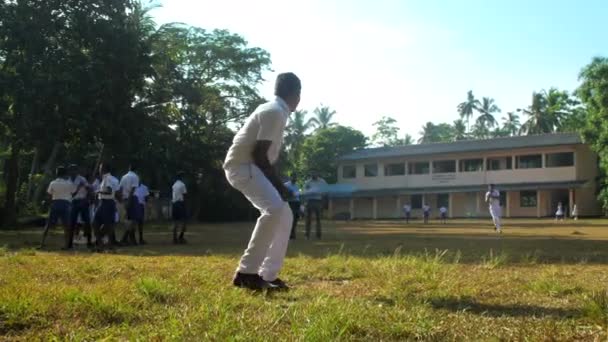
[2,145,21,227]
[25,147,40,202]
[32,142,61,205]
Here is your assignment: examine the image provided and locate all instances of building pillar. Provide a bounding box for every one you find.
[372,197,378,220]
[476,192,481,216]
[349,198,355,220]
[396,196,401,218]
[537,191,542,218]
[542,153,546,168]
[328,198,334,220]
[448,193,453,218]
[569,189,575,217]
[506,191,511,218]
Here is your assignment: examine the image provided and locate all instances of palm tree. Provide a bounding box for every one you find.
[501,112,521,136]
[285,110,311,152]
[418,122,438,144]
[457,90,480,131]
[471,121,490,140]
[402,134,414,145]
[519,88,571,135]
[475,97,500,129]
[308,105,337,130]
[452,119,468,141]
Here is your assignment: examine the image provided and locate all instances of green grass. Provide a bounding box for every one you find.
[1,219,608,340]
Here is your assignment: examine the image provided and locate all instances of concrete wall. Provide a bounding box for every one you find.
[377,196,398,218]
[354,198,373,219]
[576,187,602,216]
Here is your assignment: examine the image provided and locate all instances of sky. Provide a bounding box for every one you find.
[151,0,608,140]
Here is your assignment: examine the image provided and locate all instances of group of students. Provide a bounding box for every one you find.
[402,203,449,224]
[40,162,189,251]
[283,173,328,240]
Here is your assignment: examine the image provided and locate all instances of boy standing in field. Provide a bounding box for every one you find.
[171,172,188,244]
[119,165,140,245]
[40,166,76,250]
[439,206,448,224]
[93,163,120,251]
[485,184,502,233]
[423,203,431,224]
[69,164,93,247]
[223,72,301,290]
[403,203,411,224]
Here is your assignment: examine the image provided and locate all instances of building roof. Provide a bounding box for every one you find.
[327,180,588,198]
[339,133,583,162]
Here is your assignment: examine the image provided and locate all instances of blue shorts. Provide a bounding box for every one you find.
[49,200,71,226]
[71,199,90,226]
[94,199,117,226]
[128,202,145,224]
[172,201,186,221]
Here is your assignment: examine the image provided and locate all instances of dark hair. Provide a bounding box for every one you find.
[56,166,67,177]
[176,171,185,180]
[129,164,137,172]
[274,72,301,99]
[101,163,112,174]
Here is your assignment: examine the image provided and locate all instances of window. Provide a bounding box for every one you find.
[409,162,430,175]
[487,157,512,170]
[342,165,356,179]
[411,194,423,209]
[520,191,537,207]
[364,163,378,177]
[459,159,484,172]
[546,152,574,167]
[437,193,449,208]
[433,160,456,173]
[385,163,405,176]
[516,155,542,169]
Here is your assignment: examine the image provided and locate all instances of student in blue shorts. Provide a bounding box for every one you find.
[93,163,120,251]
[40,166,76,250]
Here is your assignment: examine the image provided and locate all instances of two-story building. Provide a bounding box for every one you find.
[329,133,601,219]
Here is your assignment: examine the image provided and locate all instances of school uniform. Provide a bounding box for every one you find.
[403,204,411,223]
[284,181,300,239]
[485,189,502,232]
[423,205,431,223]
[133,184,150,224]
[120,171,140,221]
[439,207,448,222]
[171,180,187,221]
[47,178,76,226]
[223,96,293,282]
[94,173,119,226]
[555,204,564,220]
[304,178,327,239]
[70,175,91,226]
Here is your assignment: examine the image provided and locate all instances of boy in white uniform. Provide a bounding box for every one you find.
[119,165,140,245]
[171,172,188,244]
[403,203,411,224]
[439,206,448,224]
[422,204,431,224]
[40,166,76,250]
[93,163,120,251]
[485,184,502,233]
[223,72,301,290]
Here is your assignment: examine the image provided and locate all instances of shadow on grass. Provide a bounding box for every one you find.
[2,220,608,264]
[429,295,580,319]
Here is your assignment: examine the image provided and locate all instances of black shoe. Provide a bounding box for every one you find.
[178,237,187,244]
[233,272,277,290]
[268,278,289,290]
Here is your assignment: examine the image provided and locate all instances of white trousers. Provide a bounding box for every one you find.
[225,163,293,281]
[489,205,501,230]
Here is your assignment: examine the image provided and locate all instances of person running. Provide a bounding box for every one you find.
[92,163,120,251]
[403,203,411,224]
[485,184,502,233]
[40,166,76,250]
[284,174,301,240]
[133,181,150,244]
[171,172,188,244]
[69,165,93,248]
[223,72,301,290]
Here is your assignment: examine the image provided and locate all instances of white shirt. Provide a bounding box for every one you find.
[172,180,187,203]
[304,178,328,200]
[485,189,500,208]
[223,97,290,168]
[403,205,411,213]
[284,181,300,201]
[70,175,89,200]
[439,207,448,214]
[91,178,101,193]
[423,205,431,213]
[120,171,140,199]
[134,184,150,205]
[556,205,563,215]
[47,178,76,201]
[98,173,120,200]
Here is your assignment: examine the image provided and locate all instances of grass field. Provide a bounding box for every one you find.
[1,218,608,341]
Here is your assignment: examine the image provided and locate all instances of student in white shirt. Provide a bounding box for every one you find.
[423,204,431,224]
[68,164,93,247]
[284,174,301,240]
[223,72,300,290]
[555,202,565,221]
[119,165,140,245]
[304,173,327,240]
[40,166,76,250]
[439,206,448,224]
[171,172,188,244]
[485,184,502,233]
[571,204,578,220]
[93,163,120,251]
[403,204,411,224]
[133,182,150,244]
